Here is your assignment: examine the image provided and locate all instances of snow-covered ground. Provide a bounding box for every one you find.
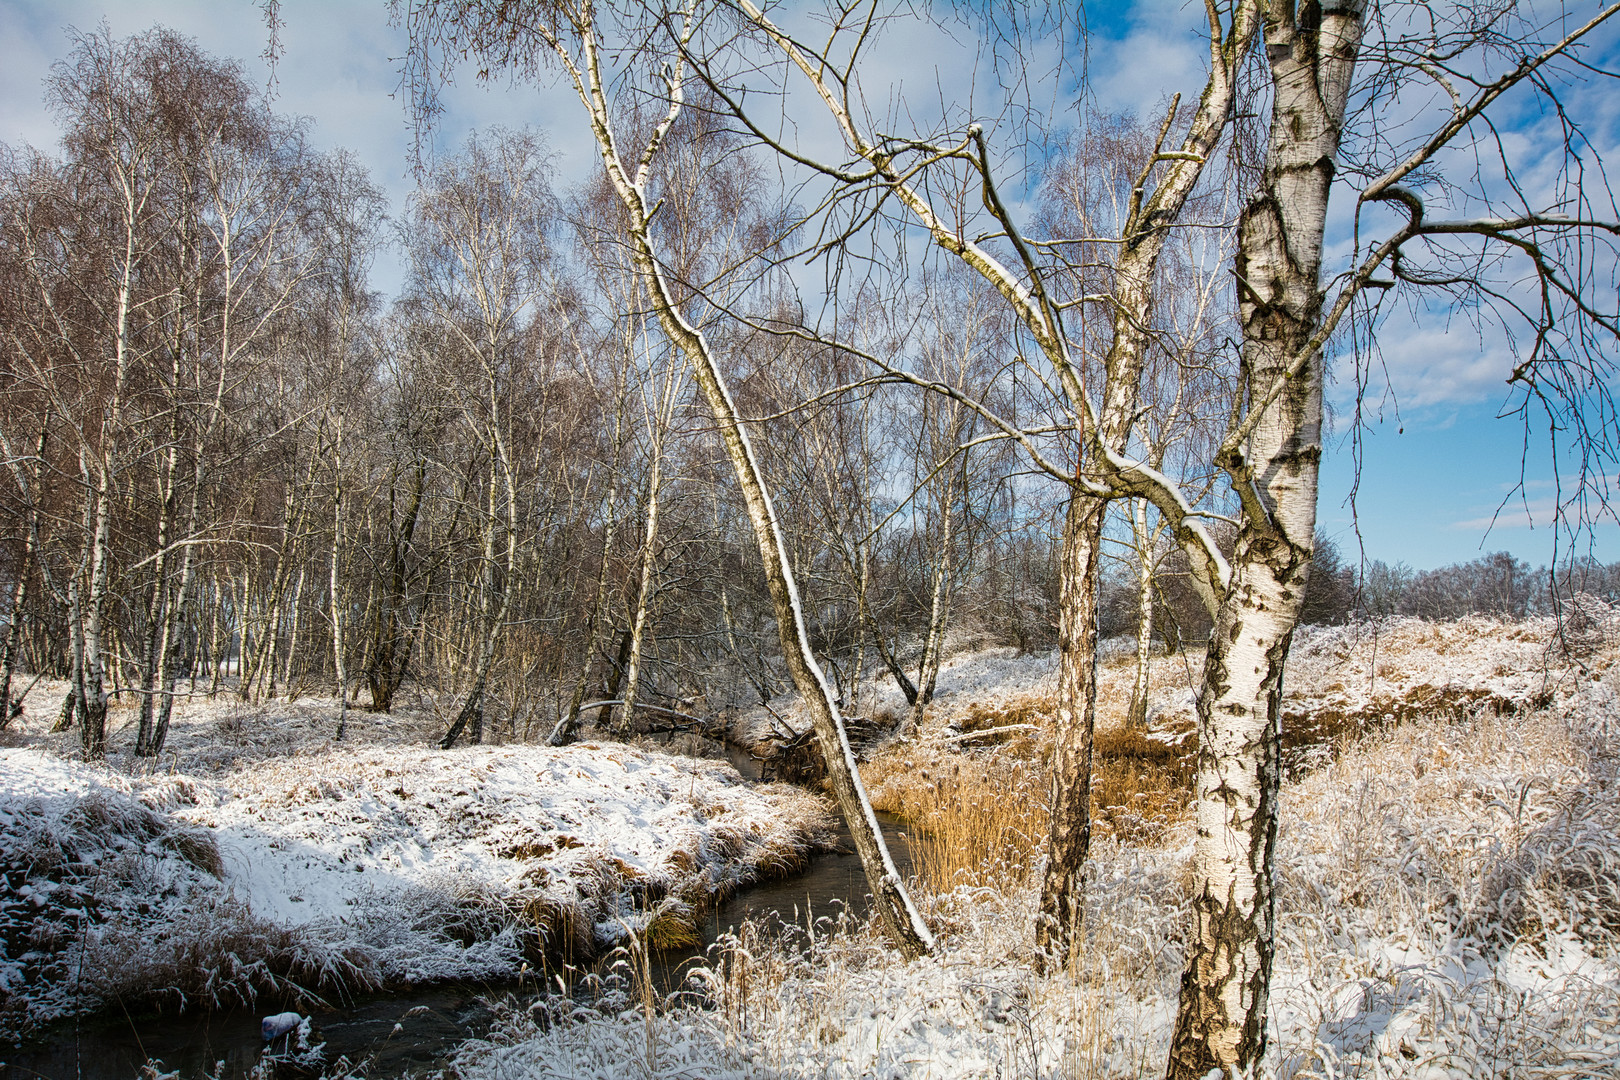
[447,618,1620,1078]
[0,689,831,1041]
[7,616,1616,1073]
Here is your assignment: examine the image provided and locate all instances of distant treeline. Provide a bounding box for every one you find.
[1104,537,1617,645]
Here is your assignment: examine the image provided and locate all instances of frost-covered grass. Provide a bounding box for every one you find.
[447,620,1620,1079]
[0,689,832,1042]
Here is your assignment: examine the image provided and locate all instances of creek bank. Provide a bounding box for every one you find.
[4,813,915,1080]
[0,711,835,1045]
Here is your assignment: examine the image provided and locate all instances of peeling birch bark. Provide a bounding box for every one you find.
[1168,2,1364,1075]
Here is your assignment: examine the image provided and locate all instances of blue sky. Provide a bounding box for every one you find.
[2,0,1615,572]
[1318,395,1618,571]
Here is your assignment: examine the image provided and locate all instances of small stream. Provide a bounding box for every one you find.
[3,743,914,1080]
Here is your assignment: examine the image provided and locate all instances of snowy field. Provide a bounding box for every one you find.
[0,690,831,1042]
[5,615,1618,1076]
[452,617,1620,1079]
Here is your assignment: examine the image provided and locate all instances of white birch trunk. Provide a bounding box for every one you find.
[1127,499,1163,731]
[546,13,934,955]
[908,476,956,732]
[618,351,679,734]
[331,422,351,737]
[1168,4,1364,1075]
[618,473,661,734]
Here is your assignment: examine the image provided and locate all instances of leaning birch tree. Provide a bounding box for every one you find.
[402,0,935,956]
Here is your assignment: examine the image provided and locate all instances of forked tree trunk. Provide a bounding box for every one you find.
[619,361,677,735]
[1127,499,1160,731]
[1026,29,1258,964]
[441,442,518,750]
[1167,3,1361,1075]
[1037,221,1189,964]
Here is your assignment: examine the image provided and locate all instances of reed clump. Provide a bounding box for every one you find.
[1089,725,1195,845]
[864,749,1048,896]
[864,698,1205,896]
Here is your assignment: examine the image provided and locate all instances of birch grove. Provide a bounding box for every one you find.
[3,7,1618,1077]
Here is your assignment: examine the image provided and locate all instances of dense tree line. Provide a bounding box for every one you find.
[1293,544,1619,626]
[0,27,1066,758]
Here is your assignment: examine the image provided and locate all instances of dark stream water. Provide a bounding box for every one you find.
[2,743,914,1080]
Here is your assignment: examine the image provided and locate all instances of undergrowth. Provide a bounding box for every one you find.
[0,786,372,1040]
[446,689,1620,1078]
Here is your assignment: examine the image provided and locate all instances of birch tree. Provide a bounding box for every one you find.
[403,0,936,956]
[679,0,1258,966]
[1,27,185,758]
[402,129,554,748]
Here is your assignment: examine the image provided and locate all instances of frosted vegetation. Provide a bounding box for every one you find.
[6,614,1618,1077]
[0,692,830,1041]
[3,10,1619,1077]
[445,616,1620,1079]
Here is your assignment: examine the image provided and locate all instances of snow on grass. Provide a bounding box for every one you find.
[446,627,1620,1079]
[188,741,833,949]
[0,692,833,1042]
[0,748,340,1039]
[1262,691,1620,1077]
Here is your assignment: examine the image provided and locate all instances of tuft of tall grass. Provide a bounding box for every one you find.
[863,715,1200,896]
[864,750,1048,896]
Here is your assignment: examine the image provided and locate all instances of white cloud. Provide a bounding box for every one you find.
[0,1,608,296]
[1084,0,1210,117]
[1450,498,1556,532]
[1333,319,1517,413]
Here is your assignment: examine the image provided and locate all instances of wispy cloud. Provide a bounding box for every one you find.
[1333,317,1518,414]
[1450,499,1556,532]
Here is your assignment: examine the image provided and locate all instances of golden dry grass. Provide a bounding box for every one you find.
[864,691,1203,896]
[865,748,1048,895]
[863,654,1534,899]
[872,631,1568,895]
